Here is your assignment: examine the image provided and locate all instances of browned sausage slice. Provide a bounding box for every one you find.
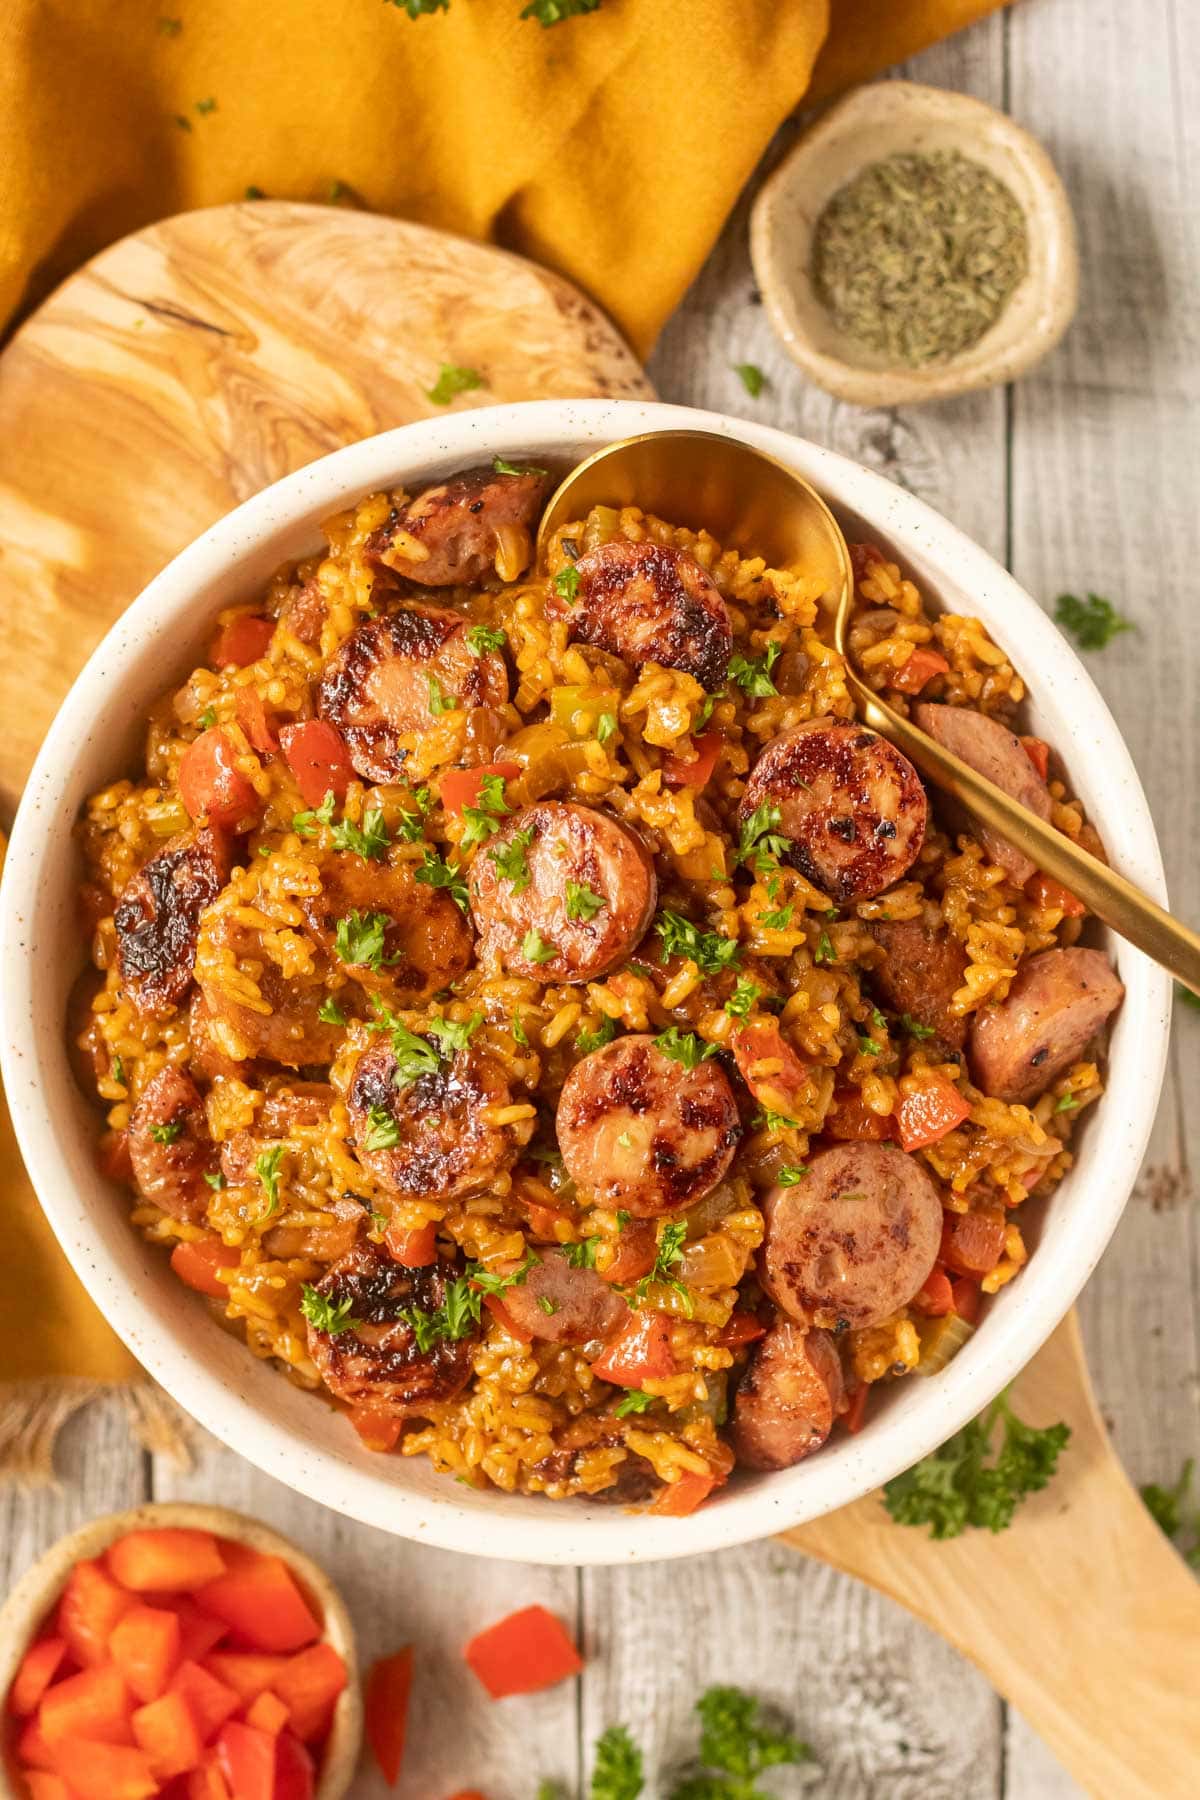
[219,1082,334,1187]
[128,1067,219,1224]
[366,465,549,586]
[969,946,1124,1103]
[494,1249,629,1346]
[301,852,473,1003]
[556,1034,740,1218]
[195,907,347,1069]
[305,1239,476,1416]
[732,1323,846,1471]
[914,703,1052,885]
[348,1035,531,1201]
[317,605,509,783]
[469,802,656,984]
[115,828,234,1018]
[868,916,968,1052]
[739,720,927,903]
[760,1142,942,1330]
[555,540,733,690]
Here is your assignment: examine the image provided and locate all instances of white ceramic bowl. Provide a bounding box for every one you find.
[0,399,1170,1566]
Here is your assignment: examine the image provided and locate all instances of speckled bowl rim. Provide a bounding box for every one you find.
[0,398,1169,1565]
[0,1502,363,1798]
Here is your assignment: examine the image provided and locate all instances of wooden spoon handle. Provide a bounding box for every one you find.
[781,1315,1200,1799]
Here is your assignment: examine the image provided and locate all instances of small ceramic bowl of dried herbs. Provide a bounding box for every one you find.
[750,80,1078,406]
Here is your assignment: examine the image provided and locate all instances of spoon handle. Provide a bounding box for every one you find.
[853,678,1200,998]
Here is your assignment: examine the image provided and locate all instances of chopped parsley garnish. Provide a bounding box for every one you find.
[427,673,459,716]
[1141,1458,1200,1568]
[775,1165,810,1186]
[203,1170,226,1191]
[857,1034,882,1056]
[333,910,397,970]
[734,362,766,397]
[695,692,718,729]
[317,996,346,1025]
[292,789,336,836]
[753,1107,798,1134]
[512,1014,530,1048]
[489,825,535,892]
[563,1238,599,1270]
[460,771,511,848]
[635,1221,692,1313]
[414,847,469,913]
[331,808,390,860]
[565,880,606,922]
[386,0,448,14]
[614,1389,655,1417]
[576,1015,618,1055]
[687,1684,811,1792]
[492,455,548,476]
[724,977,761,1018]
[426,363,484,406]
[595,710,618,744]
[883,1390,1070,1538]
[150,1120,183,1146]
[195,96,217,115]
[758,902,793,930]
[538,1295,559,1315]
[466,1249,539,1297]
[426,1011,483,1055]
[198,706,217,729]
[1054,591,1133,651]
[901,1013,935,1040]
[299,1286,357,1336]
[111,1055,125,1086]
[553,565,581,605]
[521,0,601,24]
[814,929,837,966]
[655,910,741,976]
[401,1275,484,1351]
[522,927,556,965]
[1053,1093,1079,1113]
[382,1017,444,1085]
[734,800,789,874]
[727,639,782,698]
[361,1106,401,1152]
[465,623,507,654]
[254,1146,285,1215]
[590,1725,643,1800]
[654,1027,719,1070]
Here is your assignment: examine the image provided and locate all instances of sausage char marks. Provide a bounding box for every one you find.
[348,1035,532,1201]
[732,1322,846,1471]
[114,827,234,1018]
[867,914,968,1053]
[914,702,1052,886]
[556,1034,740,1218]
[496,1249,629,1346]
[317,604,509,784]
[739,719,927,904]
[556,539,733,690]
[969,946,1124,1104]
[301,851,473,1003]
[304,1239,476,1416]
[128,1067,219,1225]
[469,801,656,985]
[366,465,549,586]
[760,1142,942,1332]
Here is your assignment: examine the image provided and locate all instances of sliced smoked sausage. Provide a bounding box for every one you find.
[305,1239,476,1415]
[556,540,733,690]
[969,946,1124,1104]
[195,907,347,1068]
[495,1249,629,1346]
[868,915,968,1052]
[348,1035,532,1201]
[128,1067,219,1224]
[760,1142,942,1331]
[302,852,473,1003]
[366,465,549,586]
[732,1323,846,1471]
[317,605,509,783]
[739,719,927,904]
[115,828,234,1018]
[914,703,1052,885]
[556,1034,740,1218]
[469,801,656,984]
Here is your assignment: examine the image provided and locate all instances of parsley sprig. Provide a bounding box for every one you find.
[489,825,535,892]
[254,1145,285,1216]
[460,771,511,848]
[727,640,781,698]
[465,623,507,654]
[1141,1458,1200,1568]
[632,1221,692,1314]
[333,909,399,971]
[655,910,741,976]
[1054,591,1133,651]
[414,846,469,913]
[332,808,390,860]
[734,802,789,876]
[654,1027,719,1071]
[883,1391,1070,1538]
[566,879,606,922]
[426,363,483,405]
[671,1686,811,1798]
[300,1285,357,1336]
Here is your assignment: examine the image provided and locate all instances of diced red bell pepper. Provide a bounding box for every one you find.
[1025,872,1086,918]
[108,1530,226,1595]
[824,1085,895,1143]
[439,761,520,816]
[57,1560,132,1668]
[211,615,275,669]
[844,1384,870,1435]
[591,1311,674,1388]
[273,1731,315,1800]
[186,1757,233,1800]
[235,688,278,756]
[23,1774,74,1800]
[278,720,354,807]
[951,1278,983,1324]
[18,1717,56,1768]
[891,646,950,694]
[940,1210,1007,1277]
[660,729,722,790]
[895,1077,972,1151]
[911,1267,955,1317]
[649,1470,720,1516]
[194,1548,322,1654]
[172,1604,228,1664]
[480,1292,534,1344]
[9,1636,68,1716]
[732,1021,809,1116]
[446,1792,489,1799]
[168,1662,240,1744]
[1021,736,1051,782]
[364,1647,413,1785]
[179,730,260,829]
[109,1605,182,1703]
[270,1642,347,1745]
[131,1688,204,1780]
[40,1666,132,1748]
[348,1406,404,1453]
[215,1721,276,1800]
[464,1606,583,1699]
[48,1740,158,1800]
[715,1311,767,1350]
[244,1690,290,1736]
[384,1220,437,1267]
[171,1238,241,1300]
[201,1654,288,1706]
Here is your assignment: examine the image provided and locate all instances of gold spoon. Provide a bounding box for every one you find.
[538,427,1200,998]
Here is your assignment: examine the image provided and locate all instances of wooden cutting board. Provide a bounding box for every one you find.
[2,202,1196,1800]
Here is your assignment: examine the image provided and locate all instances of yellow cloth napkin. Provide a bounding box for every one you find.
[0,0,1006,1418]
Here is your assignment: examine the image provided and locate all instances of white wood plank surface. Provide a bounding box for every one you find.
[3,3,1197,1796]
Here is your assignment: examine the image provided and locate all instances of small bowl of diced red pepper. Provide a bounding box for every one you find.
[0,1504,362,1800]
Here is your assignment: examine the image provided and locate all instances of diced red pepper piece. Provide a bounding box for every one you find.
[649,1470,720,1516]
[1021,736,1051,782]
[660,729,722,790]
[715,1311,767,1350]
[179,730,260,829]
[108,1530,226,1595]
[940,1211,1007,1277]
[951,1277,983,1323]
[48,1740,158,1800]
[170,1238,241,1300]
[235,688,278,756]
[891,646,951,694]
[439,761,520,816]
[23,1774,73,1800]
[895,1077,972,1151]
[1025,872,1086,918]
[57,1561,133,1668]
[194,1547,322,1654]
[732,1021,809,1117]
[912,1267,955,1317]
[172,1604,228,1664]
[844,1384,870,1435]
[131,1688,204,1780]
[480,1292,534,1344]
[270,1642,347,1745]
[211,616,275,669]
[18,1717,56,1768]
[215,1721,276,1800]
[168,1662,240,1745]
[824,1085,895,1143]
[186,1757,234,1800]
[348,1406,404,1453]
[273,1731,315,1800]
[200,1654,288,1706]
[109,1605,182,1703]
[384,1220,437,1267]
[39,1665,132,1748]
[364,1647,413,1785]
[9,1636,68,1716]
[278,720,354,807]
[244,1690,290,1736]
[591,1311,674,1388]
[463,1606,583,1700]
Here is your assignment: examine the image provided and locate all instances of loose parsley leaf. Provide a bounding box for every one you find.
[734,801,789,874]
[299,1285,357,1335]
[1141,1459,1200,1566]
[522,927,556,965]
[402,1275,482,1350]
[901,1013,936,1040]
[157,15,182,34]
[203,1169,226,1191]
[387,1021,444,1085]
[512,1014,530,1048]
[655,910,741,976]
[566,880,606,922]
[386,0,448,14]
[684,1685,811,1789]
[318,996,346,1025]
[488,826,535,892]
[591,1724,643,1800]
[596,710,618,744]
[466,1249,539,1298]
[331,808,390,860]
[553,565,582,605]
[111,1055,126,1086]
[857,1033,882,1056]
[460,771,511,848]
[198,706,217,730]
[636,1221,692,1313]
[1053,1093,1079,1113]
[758,903,793,930]
[814,929,837,966]
[333,910,396,971]
[1054,591,1133,651]
[563,1238,599,1270]
[195,96,217,115]
[522,0,602,25]
[150,1121,183,1146]
[426,1011,483,1055]
[654,1027,718,1070]
[414,847,469,913]
[576,1015,618,1055]
[724,977,761,1019]
[733,362,766,398]
[614,1389,655,1417]
[427,673,459,716]
[427,362,483,405]
[254,1145,285,1216]
[538,1295,559,1315]
[883,1391,1070,1539]
[695,693,718,729]
[775,1165,810,1186]
[293,790,336,836]
[465,623,507,655]
[492,455,548,476]
[361,1106,401,1152]
[727,640,781,698]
